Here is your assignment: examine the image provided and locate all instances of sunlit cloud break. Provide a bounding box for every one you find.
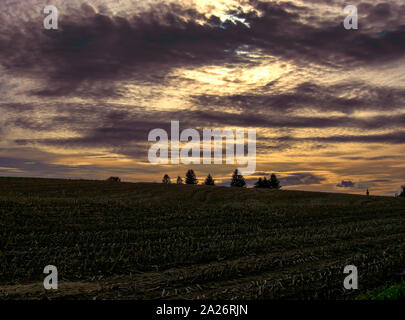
[148,121,256,175]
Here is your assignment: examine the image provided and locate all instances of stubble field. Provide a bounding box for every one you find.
[0,177,404,300]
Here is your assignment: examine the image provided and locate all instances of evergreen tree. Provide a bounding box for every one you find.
[231,169,246,187]
[185,169,198,185]
[176,176,183,185]
[255,177,272,188]
[204,174,215,186]
[255,174,281,189]
[254,177,263,188]
[162,174,171,184]
[269,173,281,189]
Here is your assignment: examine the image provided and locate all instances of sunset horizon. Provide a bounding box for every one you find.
[1,0,405,196]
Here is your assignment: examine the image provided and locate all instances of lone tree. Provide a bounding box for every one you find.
[231,169,246,187]
[269,174,281,189]
[400,186,405,197]
[185,169,198,185]
[204,174,215,186]
[107,176,121,182]
[162,174,171,184]
[176,176,183,185]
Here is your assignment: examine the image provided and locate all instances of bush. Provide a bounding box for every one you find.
[107,177,121,182]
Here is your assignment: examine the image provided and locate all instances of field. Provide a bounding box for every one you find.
[0,177,404,300]
[356,283,405,300]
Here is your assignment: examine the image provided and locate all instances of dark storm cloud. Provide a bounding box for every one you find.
[1,1,405,97]
[185,107,405,129]
[14,118,155,147]
[7,80,399,133]
[0,103,35,112]
[32,83,128,99]
[342,155,405,161]
[243,0,405,66]
[294,131,405,144]
[336,180,356,188]
[280,172,326,186]
[193,81,405,114]
[0,2,250,95]
[7,101,405,155]
[252,130,405,151]
[369,179,392,183]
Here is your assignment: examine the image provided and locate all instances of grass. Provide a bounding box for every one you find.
[356,283,405,300]
[0,177,404,300]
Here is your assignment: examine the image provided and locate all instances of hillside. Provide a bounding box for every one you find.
[1,178,404,299]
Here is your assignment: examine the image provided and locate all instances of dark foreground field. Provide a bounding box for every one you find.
[0,177,404,300]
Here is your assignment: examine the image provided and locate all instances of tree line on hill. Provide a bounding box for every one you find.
[107,175,404,196]
[162,169,281,189]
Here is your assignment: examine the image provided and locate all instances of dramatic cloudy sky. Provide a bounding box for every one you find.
[1,0,405,195]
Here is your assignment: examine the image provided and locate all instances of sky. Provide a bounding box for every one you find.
[0,0,405,195]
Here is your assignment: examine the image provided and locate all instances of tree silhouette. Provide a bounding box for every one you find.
[231,169,246,187]
[269,174,281,189]
[254,177,270,188]
[255,174,281,189]
[176,176,183,185]
[107,176,121,182]
[185,169,198,185]
[204,174,215,186]
[254,177,263,188]
[400,186,405,197]
[162,174,171,184]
